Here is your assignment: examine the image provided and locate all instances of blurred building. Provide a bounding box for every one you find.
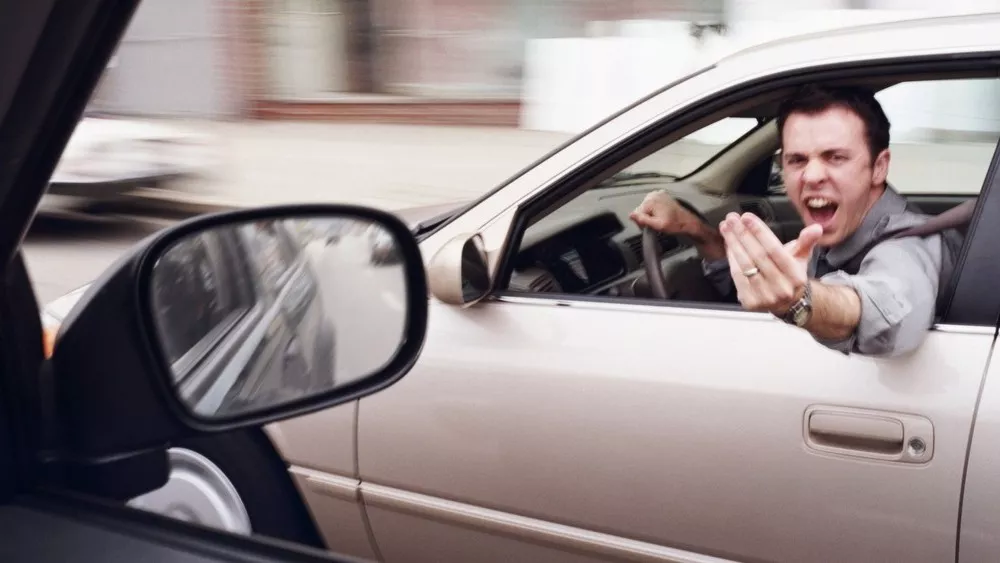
[87,0,996,126]
[250,0,725,125]
[89,0,725,125]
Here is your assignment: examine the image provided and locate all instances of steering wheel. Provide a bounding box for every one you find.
[641,200,711,300]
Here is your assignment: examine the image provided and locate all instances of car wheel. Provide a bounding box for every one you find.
[126,428,324,548]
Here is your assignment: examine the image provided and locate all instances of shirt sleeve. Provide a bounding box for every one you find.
[701,257,734,297]
[814,236,942,357]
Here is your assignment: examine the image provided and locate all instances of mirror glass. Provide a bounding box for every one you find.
[148,214,408,419]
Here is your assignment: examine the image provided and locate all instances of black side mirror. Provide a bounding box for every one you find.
[47,204,428,467]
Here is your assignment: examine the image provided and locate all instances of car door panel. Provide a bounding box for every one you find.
[265,403,376,560]
[358,298,992,563]
[362,486,680,563]
[958,340,1000,562]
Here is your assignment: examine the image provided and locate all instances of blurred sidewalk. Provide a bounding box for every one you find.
[167,121,572,211]
[156,120,995,213]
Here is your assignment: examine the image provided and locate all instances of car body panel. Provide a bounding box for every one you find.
[357,298,993,562]
[286,468,379,562]
[957,340,1000,562]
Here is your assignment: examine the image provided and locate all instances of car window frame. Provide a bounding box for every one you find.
[488,55,1000,329]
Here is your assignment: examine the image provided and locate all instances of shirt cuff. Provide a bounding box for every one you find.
[701,257,734,296]
[701,258,729,276]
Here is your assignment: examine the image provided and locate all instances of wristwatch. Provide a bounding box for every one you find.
[781,280,813,327]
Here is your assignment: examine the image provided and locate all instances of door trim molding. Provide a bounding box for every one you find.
[360,482,738,563]
[492,294,997,335]
[288,466,359,502]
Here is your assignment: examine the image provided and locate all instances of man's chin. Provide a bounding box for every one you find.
[816,229,845,248]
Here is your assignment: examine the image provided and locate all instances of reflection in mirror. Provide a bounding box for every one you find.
[149,215,408,420]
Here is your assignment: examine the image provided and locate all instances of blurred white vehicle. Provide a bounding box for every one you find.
[42,115,215,212]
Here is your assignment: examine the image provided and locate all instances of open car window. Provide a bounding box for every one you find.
[768,77,1000,196]
[504,74,1000,310]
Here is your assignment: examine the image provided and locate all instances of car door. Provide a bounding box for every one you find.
[355,66,1000,562]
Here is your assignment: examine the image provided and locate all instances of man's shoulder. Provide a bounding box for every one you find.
[882,203,931,233]
[866,205,962,286]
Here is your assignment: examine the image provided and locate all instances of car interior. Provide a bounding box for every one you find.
[503,72,993,309]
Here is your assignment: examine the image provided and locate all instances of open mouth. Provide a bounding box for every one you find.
[805,197,839,228]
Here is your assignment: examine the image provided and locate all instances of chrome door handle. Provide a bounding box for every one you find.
[804,405,933,464]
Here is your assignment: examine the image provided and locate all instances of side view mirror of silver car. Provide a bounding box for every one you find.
[427,232,491,307]
[46,204,428,468]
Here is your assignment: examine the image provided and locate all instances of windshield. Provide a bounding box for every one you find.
[605,116,761,187]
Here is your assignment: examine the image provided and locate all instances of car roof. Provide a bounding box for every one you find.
[715,12,1000,75]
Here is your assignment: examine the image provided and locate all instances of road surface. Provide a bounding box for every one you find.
[24,214,166,304]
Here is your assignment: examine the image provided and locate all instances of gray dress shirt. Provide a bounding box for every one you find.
[702,186,962,357]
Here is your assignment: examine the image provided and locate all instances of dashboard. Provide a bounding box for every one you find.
[506,180,780,299]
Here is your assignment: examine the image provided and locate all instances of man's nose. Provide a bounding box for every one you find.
[801,158,827,185]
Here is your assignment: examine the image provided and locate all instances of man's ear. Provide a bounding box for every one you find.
[872,148,890,185]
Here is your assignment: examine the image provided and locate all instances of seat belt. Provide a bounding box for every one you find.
[844,200,975,273]
[888,199,976,238]
[842,199,975,311]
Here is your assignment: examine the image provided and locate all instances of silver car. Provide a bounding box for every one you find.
[43,13,1000,563]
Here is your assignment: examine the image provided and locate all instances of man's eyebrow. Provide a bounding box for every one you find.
[783,148,851,158]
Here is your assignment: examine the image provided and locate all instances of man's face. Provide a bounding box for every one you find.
[781,106,889,247]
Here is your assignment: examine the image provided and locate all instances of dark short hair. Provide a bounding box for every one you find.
[776,84,891,163]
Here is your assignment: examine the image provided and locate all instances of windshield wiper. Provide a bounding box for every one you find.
[595,171,679,188]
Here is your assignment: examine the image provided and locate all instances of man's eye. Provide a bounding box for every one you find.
[830,154,847,163]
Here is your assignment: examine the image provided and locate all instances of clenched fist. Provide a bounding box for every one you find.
[630,190,726,260]
[629,190,703,236]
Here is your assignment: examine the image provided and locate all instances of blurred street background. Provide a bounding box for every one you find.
[24,0,1000,303]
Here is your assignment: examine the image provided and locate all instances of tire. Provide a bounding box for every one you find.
[127,428,325,549]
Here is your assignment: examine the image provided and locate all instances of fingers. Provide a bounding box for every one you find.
[791,224,823,259]
[726,244,760,307]
[739,213,806,285]
[722,212,813,312]
[721,216,769,308]
[727,215,783,283]
[720,216,756,275]
[630,190,671,231]
[629,209,650,227]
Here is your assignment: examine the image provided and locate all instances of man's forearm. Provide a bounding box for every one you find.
[689,222,726,261]
[801,281,862,341]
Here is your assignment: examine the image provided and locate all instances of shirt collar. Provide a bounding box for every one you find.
[823,185,909,268]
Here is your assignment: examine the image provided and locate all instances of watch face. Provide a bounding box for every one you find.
[793,304,811,326]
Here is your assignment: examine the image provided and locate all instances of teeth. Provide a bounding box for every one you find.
[806,198,833,208]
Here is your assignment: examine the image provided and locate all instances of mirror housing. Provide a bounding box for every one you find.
[427,232,490,307]
[47,204,428,463]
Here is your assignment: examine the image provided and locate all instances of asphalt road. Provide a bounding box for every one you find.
[24,213,167,305]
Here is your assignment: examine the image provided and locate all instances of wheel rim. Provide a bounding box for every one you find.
[126,447,252,535]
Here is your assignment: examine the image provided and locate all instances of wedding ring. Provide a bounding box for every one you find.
[742,267,760,278]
